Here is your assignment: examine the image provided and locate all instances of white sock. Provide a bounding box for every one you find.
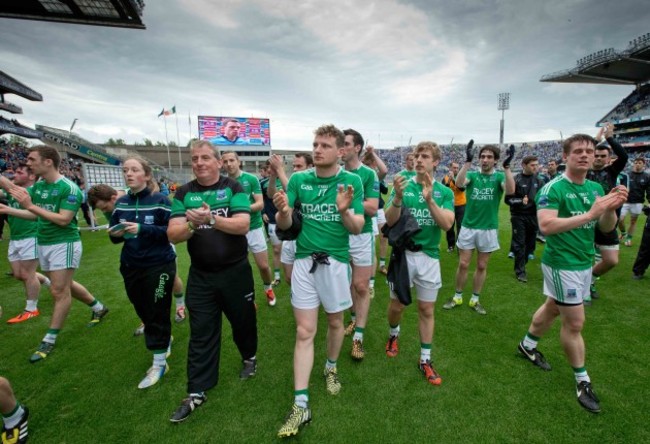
[90,300,105,312]
[389,324,400,337]
[352,330,364,342]
[420,347,431,363]
[26,300,38,312]
[454,291,463,300]
[43,277,51,287]
[153,352,166,368]
[43,332,57,344]
[3,404,25,429]
[470,294,479,304]
[294,393,309,408]
[369,277,375,289]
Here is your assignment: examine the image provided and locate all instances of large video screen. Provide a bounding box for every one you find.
[198,116,270,146]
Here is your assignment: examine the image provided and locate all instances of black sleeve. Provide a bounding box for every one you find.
[108,206,124,244]
[607,136,628,175]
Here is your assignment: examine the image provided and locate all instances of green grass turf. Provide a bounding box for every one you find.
[0,206,649,443]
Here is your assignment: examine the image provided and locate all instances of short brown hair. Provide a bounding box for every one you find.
[30,145,61,169]
[88,184,117,208]
[479,145,500,160]
[314,124,345,148]
[522,155,538,165]
[295,152,314,166]
[191,140,220,160]
[634,156,645,164]
[563,134,597,155]
[414,141,441,161]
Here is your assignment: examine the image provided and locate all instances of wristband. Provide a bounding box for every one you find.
[187,221,195,233]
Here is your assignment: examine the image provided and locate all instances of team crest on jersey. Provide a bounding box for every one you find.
[144,215,154,224]
[592,190,599,198]
[538,195,549,207]
[373,182,380,192]
[216,190,227,200]
[67,195,78,204]
[52,189,59,196]
[434,191,441,198]
[42,191,49,199]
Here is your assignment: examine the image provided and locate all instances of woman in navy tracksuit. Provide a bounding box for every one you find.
[109,156,176,389]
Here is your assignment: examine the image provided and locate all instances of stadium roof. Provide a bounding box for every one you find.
[540,32,650,85]
[0,117,43,138]
[0,70,43,101]
[0,0,145,29]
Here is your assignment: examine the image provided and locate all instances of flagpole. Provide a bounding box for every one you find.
[175,111,182,169]
[188,112,192,141]
[164,116,171,170]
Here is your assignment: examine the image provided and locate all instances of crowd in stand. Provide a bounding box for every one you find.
[1,141,86,184]
[602,86,650,122]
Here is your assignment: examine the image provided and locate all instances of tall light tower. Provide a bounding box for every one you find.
[498,92,510,148]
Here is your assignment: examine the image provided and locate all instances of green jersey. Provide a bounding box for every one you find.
[7,186,37,240]
[234,171,263,230]
[397,169,416,180]
[387,177,454,259]
[462,170,505,229]
[29,177,82,245]
[348,164,379,234]
[536,175,605,271]
[287,167,364,263]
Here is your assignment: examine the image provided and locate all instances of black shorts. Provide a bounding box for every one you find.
[594,227,619,246]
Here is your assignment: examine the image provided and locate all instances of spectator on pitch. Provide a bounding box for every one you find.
[267,152,313,285]
[632,206,650,279]
[443,141,515,315]
[341,128,379,361]
[273,125,364,438]
[167,140,257,423]
[88,184,187,335]
[0,145,108,363]
[259,160,282,286]
[384,141,454,386]
[517,133,627,414]
[505,156,544,283]
[108,156,176,389]
[0,376,28,444]
[0,163,51,324]
[585,123,628,304]
[441,161,466,253]
[210,119,246,146]
[361,146,389,279]
[221,151,277,306]
[618,157,650,247]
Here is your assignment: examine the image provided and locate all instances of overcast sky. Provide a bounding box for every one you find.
[1,0,648,150]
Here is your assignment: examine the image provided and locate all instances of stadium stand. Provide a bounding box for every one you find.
[0,0,146,29]
[541,32,650,151]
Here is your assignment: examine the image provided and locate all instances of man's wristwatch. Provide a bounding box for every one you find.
[208,214,216,227]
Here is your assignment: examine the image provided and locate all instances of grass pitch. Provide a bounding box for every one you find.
[0,206,648,443]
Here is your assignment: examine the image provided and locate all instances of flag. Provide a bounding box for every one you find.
[158,106,177,117]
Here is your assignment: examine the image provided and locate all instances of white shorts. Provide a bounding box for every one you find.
[8,238,38,262]
[38,241,82,271]
[246,227,268,254]
[542,264,590,306]
[621,203,643,217]
[291,256,353,313]
[372,217,379,236]
[267,223,282,246]
[281,240,296,265]
[349,232,374,267]
[456,227,500,253]
[389,251,441,303]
